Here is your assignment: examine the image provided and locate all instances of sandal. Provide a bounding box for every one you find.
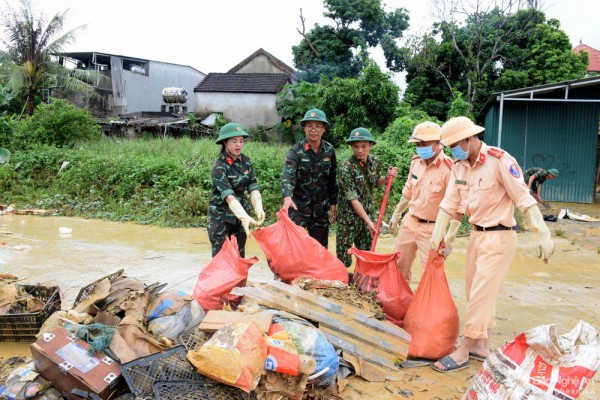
[431,356,471,373]
[469,352,487,362]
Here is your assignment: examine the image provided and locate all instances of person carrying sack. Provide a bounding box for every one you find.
[207,122,265,257]
[429,116,554,373]
[388,122,455,282]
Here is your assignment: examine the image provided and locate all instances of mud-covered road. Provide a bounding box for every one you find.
[1,201,599,399]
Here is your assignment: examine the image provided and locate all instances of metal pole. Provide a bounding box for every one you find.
[497,92,505,148]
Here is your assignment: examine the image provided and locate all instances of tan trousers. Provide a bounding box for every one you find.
[395,212,434,281]
[464,229,517,339]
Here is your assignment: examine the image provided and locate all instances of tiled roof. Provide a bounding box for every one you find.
[228,48,296,75]
[573,43,600,72]
[194,73,291,93]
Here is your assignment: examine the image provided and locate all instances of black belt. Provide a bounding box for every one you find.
[473,225,517,231]
[413,215,435,223]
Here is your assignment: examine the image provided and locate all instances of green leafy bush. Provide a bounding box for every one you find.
[10,99,101,150]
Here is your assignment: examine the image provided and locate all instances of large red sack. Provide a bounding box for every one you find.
[193,235,258,311]
[349,247,413,326]
[403,250,459,359]
[252,209,348,284]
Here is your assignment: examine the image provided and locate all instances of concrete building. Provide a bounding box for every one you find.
[59,52,205,116]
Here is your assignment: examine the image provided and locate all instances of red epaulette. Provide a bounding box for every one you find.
[488,147,505,158]
[444,158,453,169]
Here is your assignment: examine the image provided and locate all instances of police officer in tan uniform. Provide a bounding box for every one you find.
[429,117,554,373]
[389,122,457,282]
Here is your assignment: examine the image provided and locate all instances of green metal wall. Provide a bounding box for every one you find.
[484,101,599,203]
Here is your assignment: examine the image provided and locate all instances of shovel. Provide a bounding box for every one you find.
[370,174,394,251]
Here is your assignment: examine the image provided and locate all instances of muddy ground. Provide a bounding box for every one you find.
[1,201,599,399]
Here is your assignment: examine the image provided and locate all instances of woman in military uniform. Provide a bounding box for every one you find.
[208,123,265,257]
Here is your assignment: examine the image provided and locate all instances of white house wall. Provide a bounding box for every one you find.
[115,61,205,115]
[234,55,287,75]
[195,92,280,128]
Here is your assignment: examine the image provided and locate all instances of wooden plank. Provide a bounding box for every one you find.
[231,285,409,363]
[199,310,272,333]
[267,281,411,341]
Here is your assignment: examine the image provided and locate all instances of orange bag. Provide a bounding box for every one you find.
[252,209,348,284]
[192,235,258,311]
[403,250,459,359]
[349,247,413,326]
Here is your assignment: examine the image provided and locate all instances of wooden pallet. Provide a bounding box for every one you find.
[231,281,410,380]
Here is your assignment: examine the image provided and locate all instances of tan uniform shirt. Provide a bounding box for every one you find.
[402,151,453,221]
[440,142,536,227]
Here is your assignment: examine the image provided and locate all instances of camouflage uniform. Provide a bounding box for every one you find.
[336,154,382,267]
[281,138,338,247]
[208,151,259,257]
[524,167,550,193]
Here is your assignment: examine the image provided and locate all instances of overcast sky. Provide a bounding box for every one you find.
[3,0,599,89]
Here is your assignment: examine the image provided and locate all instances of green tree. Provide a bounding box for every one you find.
[320,60,399,145]
[11,98,101,150]
[405,1,587,119]
[292,0,409,81]
[0,0,103,116]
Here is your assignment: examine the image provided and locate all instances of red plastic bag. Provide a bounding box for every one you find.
[464,321,600,399]
[349,247,413,326]
[403,250,459,359]
[193,236,258,311]
[252,209,348,284]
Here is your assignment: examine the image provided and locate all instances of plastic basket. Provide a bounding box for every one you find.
[177,324,209,352]
[121,345,203,397]
[153,380,210,400]
[0,285,61,342]
[72,269,124,308]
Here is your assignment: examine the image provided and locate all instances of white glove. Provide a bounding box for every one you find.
[228,199,258,235]
[389,196,409,234]
[429,209,452,251]
[441,219,461,258]
[250,190,265,225]
[526,205,554,263]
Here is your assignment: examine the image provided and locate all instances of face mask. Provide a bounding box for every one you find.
[416,146,435,160]
[451,140,470,160]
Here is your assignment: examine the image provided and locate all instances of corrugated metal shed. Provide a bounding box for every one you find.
[483,77,600,203]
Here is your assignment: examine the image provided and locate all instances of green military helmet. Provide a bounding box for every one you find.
[548,168,559,177]
[300,108,329,126]
[346,127,376,144]
[216,123,249,144]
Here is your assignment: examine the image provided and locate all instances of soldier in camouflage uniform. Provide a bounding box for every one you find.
[336,128,398,267]
[281,109,338,248]
[208,123,265,257]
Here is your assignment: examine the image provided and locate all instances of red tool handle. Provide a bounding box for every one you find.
[370,174,394,251]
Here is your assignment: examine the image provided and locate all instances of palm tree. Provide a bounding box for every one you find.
[0,0,103,116]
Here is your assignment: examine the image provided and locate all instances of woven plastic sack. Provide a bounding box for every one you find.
[192,236,258,311]
[349,246,413,326]
[464,320,600,399]
[252,209,348,284]
[403,250,459,359]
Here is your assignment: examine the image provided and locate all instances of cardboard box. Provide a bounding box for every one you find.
[30,326,122,400]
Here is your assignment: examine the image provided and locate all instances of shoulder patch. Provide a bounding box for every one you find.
[444,158,453,169]
[488,148,505,158]
[509,164,521,178]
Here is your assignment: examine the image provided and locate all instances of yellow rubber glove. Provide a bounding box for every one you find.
[228,199,258,235]
[389,196,409,234]
[441,219,461,258]
[429,209,452,251]
[250,190,265,225]
[526,205,554,263]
